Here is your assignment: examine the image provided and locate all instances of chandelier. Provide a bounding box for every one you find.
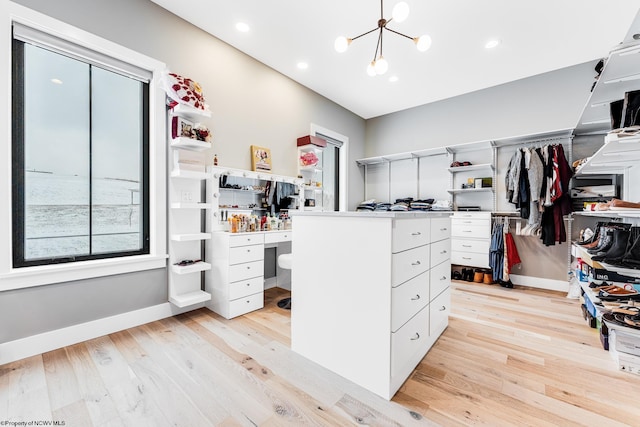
[334,0,431,77]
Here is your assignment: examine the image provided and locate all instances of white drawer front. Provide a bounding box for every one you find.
[452,212,491,220]
[451,223,491,239]
[229,233,265,248]
[392,244,430,287]
[391,304,430,379]
[228,291,264,318]
[229,244,264,265]
[451,238,490,254]
[264,231,292,244]
[451,251,489,268]
[229,260,264,282]
[430,261,450,301]
[430,218,451,242]
[430,239,450,267]
[392,219,430,253]
[430,288,450,337]
[391,271,429,332]
[229,276,264,300]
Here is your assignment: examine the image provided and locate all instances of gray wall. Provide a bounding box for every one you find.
[3,0,366,343]
[365,61,598,157]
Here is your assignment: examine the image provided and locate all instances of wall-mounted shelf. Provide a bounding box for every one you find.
[447,163,494,173]
[447,187,494,194]
[172,103,212,121]
[170,202,212,209]
[171,261,211,275]
[170,169,208,180]
[575,134,640,175]
[171,233,211,242]
[170,137,211,152]
[169,290,212,308]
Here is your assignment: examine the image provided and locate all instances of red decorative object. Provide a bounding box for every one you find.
[300,151,319,166]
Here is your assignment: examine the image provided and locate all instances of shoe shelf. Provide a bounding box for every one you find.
[575,134,640,176]
[572,243,605,269]
[447,163,494,173]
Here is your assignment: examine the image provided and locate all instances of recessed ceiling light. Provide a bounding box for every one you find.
[297,62,309,70]
[485,39,501,49]
[51,78,63,84]
[389,75,399,83]
[235,22,250,32]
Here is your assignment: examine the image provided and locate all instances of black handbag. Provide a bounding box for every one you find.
[621,90,640,128]
[610,99,624,130]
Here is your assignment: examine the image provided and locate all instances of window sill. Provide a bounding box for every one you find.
[0,254,168,292]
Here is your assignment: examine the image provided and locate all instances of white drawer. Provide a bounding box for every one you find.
[451,251,489,268]
[229,233,265,248]
[391,271,429,332]
[264,231,292,244]
[392,244,430,287]
[451,224,491,239]
[430,260,450,301]
[228,275,264,300]
[430,239,450,267]
[451,238,490,254]
[229,244,264,265]
[228,260,264,282]
[391,304,430,379]
[430,288,450,337]
[430,218,450,242]
[228,291,264,318]
[392,219,430,253]
[452,212,491,220]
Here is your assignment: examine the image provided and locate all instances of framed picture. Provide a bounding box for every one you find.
[251,145,272,172]
[171,116,194,139]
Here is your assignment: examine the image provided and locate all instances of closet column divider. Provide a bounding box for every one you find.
[491,142,497,213]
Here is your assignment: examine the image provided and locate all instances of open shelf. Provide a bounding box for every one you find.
[575,134,640,175]
[169,290,211,308]
[171,169,208,180]
[171,233,211,242]
[170,137,211,152]
[572,243,604,269]
[171,261,211,275]
[172,103,211,120]
[171,202,213,209]
[448,163,494,173]
[447,187,494,194]
[299,165,322,173]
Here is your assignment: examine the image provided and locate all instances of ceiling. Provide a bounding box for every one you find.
[149,0,640,119]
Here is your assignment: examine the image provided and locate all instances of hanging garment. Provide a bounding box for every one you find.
[517,150,530,219]
[489,222,505,281]
[503,222,510,281]
[504,232,522,275]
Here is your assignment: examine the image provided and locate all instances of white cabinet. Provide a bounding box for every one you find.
[297,137,325,210]
[450,211,491,268]
[291,212,451,400]
[167,104,212,308]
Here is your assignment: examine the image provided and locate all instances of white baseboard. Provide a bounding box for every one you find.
[509,274,569,292]
[0,302,196,365]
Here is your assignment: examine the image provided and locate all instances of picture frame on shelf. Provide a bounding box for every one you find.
[251,145,272,172]
[171,115,194,139]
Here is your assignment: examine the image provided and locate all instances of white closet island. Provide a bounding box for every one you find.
[290,211,451,400]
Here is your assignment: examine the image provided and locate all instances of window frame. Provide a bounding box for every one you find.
[0,3,167,291]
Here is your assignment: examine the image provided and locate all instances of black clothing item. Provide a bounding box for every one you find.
[541,206,556,246]
[517,151,530,220]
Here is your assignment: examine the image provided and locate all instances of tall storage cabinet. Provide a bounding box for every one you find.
[167,104,212,307]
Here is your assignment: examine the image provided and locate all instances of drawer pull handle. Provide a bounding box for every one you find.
[411,261,421,266]
[462,230,472,233]
[247,300,251,303]
[247,266,251,269]
[440,276,447,280]
[462,245,472,248]
[247,249,251,252]
[463,221,472,223]
[439,306,446,311]
[246,283,250,286]
[410,333,420,341]
[440,250,447,254]
[411,232,421,236]
[440,227,447,231]
[462,257,471,260]
[411,294,421,301]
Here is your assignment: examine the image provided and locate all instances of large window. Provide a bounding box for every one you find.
[12,27,150,267]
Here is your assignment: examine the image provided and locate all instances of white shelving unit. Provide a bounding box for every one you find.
[167,103,212,308]
[297,141,325,210]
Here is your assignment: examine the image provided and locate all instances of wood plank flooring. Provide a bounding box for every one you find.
[2,283,640,426]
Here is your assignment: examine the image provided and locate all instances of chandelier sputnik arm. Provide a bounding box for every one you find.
[334,0,432,77]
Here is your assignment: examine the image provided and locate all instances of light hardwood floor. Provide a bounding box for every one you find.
[1,283,640,426]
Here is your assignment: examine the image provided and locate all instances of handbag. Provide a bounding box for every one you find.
[609,98,624,130]
[621,90,640,128]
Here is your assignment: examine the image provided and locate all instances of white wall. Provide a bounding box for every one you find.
[365,61,597,157]
[1,0,366,345]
